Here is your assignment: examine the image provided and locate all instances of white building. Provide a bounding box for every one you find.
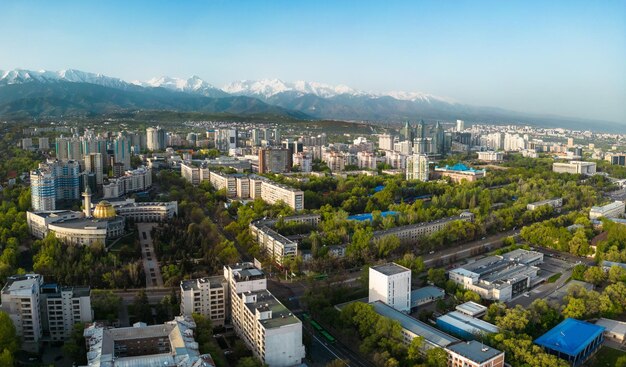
[527,198,563,211]
[378,134,394,151]
[180,161,210,185]
[477,151,504,162]
[249,220,299,266]
[553,161,597,175]
[83,316,215,367]
[589,201,625,220]
[357,151,377,170]
[224,263,305,367]
[406,153,429,181]
[259,179,304,211]
[292,152,312,173]
[102,166,152,199]
[180,277,227,327]
[456,120,465,132]
[369,263,411,312]
[1,274,93,353]
[209,171,237,197]
[372,213,474,246]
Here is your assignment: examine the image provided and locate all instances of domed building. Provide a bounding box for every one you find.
[93,201,116,219]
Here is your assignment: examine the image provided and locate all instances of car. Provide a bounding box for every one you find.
[524,292,530,297]
[481,237,486,240]
[429,251,435,254]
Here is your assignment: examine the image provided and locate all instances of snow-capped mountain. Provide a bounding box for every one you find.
[223,79,363,99]
[132,75,227,98]
[0,68,134,90]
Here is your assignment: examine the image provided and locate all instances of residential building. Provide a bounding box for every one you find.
[477,151,504,162]
[605,152,626,166]
[224,263,305,367]
[406,153,429,181]
[552,161,597,175]
[102,166,152,199]
[180,277,227,327]
[378,134,394,151]
[446,340,505,367]
[82,316,215,367]
[38,137,49,151]
[112,136,131,170]
[30,166,56,211]
[372,213,475,246]
[357,151,377,170]
[181,161,210,185]
[146,126,166,151]
[456,120,465,132]
[259,147,291,173]
[84,153,103,185]
[292,152,312,172]
[40,283,92,342]
[249,221,298,266]
[1,274,43,352]
[259,179,304,211]
[589,201,625,219]
[209,171,237,197]
[369,263,411,312]
[30,159,82,211]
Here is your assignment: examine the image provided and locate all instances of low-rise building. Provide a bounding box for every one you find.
[372,212,474,246]
[455,301,488,318]
[434,163,486,183]
[596,318,626,343]
[436,311,499,340]
[477,151,504,162]
[446,340,505,367]
[410,286,445,310]
[605,152,626,166]
[180,277,227,327]
[534,318,604,367]
[449,250,543,302]
[82,316,215,367]
[589,201,625,219]
[527,198,563,211]
[552,161,597,175]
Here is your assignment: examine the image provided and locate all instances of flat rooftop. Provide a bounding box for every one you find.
[456,301,488,316]
[2,274,41,295]
[411,286,445,305]
[447,340,503,363]
[438,311,499,335]
[535,318,605,356]
[596,318,626,337]
[181,276,225,291]
[371,263,410,276]
[372,301,459,348]
[244,289,300,329]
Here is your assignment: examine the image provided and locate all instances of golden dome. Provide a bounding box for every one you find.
[93,201,116,219]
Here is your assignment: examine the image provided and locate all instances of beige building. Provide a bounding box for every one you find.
[552,161,597,175]
[372,213,474,246]
[446,340,505,367]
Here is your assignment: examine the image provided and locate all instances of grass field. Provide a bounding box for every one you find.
[547,272,562,283]
[590,346,626,367]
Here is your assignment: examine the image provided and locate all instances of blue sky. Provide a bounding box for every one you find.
[1,1,625,123]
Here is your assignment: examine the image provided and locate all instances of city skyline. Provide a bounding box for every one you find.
[1,0,625,123]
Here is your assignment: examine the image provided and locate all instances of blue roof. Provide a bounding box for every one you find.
[449,163,471,171]
[348,211,398,221]
[411,286,445,305]
[373,185,386,192]
[535,318,605,356]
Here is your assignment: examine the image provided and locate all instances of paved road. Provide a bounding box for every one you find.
[137,223,164,288]
[108,287,177,304]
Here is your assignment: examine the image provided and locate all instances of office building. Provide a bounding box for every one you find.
[180,277,227,327]
[477,151,504,162]
[224,263,305,367]
[259,147,291,173]
[449,249,543,302]
[446,340,505,367]
[534,318,604,367]
[369,263,411,312]
[552,161,597,175]
[406,153,429,181]
[589,201,625,219]
[83,316,215,367]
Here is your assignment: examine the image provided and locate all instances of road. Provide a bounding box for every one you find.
[108,287,178,304]
[137,222,164,288]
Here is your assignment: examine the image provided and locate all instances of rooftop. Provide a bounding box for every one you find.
[437,311,499,335]
[456,301,488,316]
[2,274,42,295]
[181,276,226,291]
[373,214,470,238]
[535,318,605,356]
[411,286,445,305]
[372,301,459,348]
[596,318,626,337]
[371,263,410,276]
[244,289,300,329]
[446,340,503,363]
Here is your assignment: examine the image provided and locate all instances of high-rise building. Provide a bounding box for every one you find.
[433,121,445,155]
[0,274,43,352]
[30,167,57,211]
[369,263,411,312]
[84,153,103,185]
[258,147,291,173]
[456,119,465,132]
[113,136,131,170]
[292,152,312,172]
[406,154,429,181]
[378,134,394,151]
[38,137,49,151]
[224,263,305,366]
[180,277,228,327]
[401,121,415,143]
[146,126,166,151]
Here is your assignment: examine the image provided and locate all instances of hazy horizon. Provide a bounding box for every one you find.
[1,1,625,123]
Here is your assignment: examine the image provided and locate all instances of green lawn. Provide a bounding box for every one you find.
[590,346,626,367]
[547,272,562,283]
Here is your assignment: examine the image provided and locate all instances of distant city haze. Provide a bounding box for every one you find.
[1,1,625,123]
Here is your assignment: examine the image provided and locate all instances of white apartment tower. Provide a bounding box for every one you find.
[180,276,228,327]
[406,153,429,181]
[1,274,43,352]
[224,263,305,367]
[369,263,412,313]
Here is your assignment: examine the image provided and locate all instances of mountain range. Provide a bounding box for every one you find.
[0,69,622,132]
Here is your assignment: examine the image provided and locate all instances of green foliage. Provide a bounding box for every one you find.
[237,357,264,367]
[427,268,447,288]
[425,347,448,367]
[396,253,425,275]
[91,290,122,322]
[0,311,18,363]
[130,289,152,324]
[63,323,87,365]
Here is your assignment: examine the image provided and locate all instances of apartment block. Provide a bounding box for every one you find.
[180,276,227,327]
[181,161,210,185]
[1,274,43,352]
[372,212,475,246]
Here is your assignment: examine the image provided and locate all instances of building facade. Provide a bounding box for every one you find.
[180,277,227,327]
[406,154,429,181]
[369,263,412,312]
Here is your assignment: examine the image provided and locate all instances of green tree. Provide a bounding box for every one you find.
[608,265,626,283]
[131,290,152,323]
[62,323,87,365]
[237,356,264,367]
[407,335,425,361]
[425,347,448,367]
[427,268,446,288]
[0,311,18,364]
[583,266,607,286]
[91,290,122,322]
